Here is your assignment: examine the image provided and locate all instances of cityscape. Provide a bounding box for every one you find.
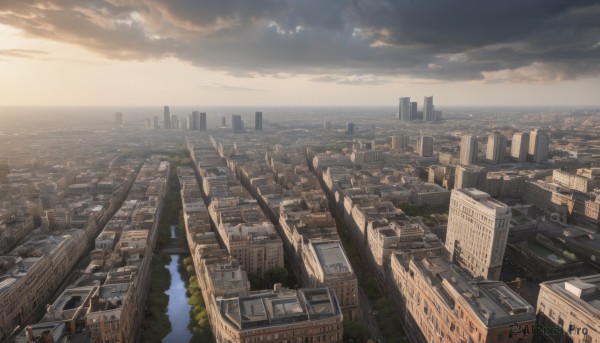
[1,1,600,343]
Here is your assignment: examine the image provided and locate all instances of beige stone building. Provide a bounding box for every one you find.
[537,275,600,343]
[212,287,343,343]
[391,252,535,343]
[446,188,511,281]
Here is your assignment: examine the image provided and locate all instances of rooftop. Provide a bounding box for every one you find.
[542,274,600,313]
[310,240,353,276]
[219,287,340,330]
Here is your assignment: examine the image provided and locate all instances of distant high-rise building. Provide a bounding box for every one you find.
[191,111,199,130]
[163,105,171,129]
[346,122,354,135]
[511,132,530,162]
[323,120,332,130]
[221,117,226,127]
[232,114,243,133]
[460,135,478,166]
[114,112,123,125]
[423,96,434,121]
[446,188,511,280]
[417,136,434,157]
[529,128,550,162]
[399,97,411,121]
[410,102,418,120]
[433,110,443,122]
[255,111,263,130]
[180,117,187,130]
[486,132,506,164]
[171,115,178,129]
[145,118,151,129]
[391,136,400,149]
[199,112,207,131]
[153,116,159,130]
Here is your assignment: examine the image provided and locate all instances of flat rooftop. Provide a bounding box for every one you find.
[311,241,353,276]
[220,288,340,330]
[542,274,600,313]
[408,254,534,327]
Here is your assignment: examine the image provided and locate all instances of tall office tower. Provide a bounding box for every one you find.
[180,117,187,130]
[433,110,443,122]
[163,105,171,129]
[446,188,511,280]
[221,116,226,127]
[391,136,400,149]
[153,116,159,129]
[399,97,411,121]
[454,164,486,189]
[232,114,243,133]
[511,132,530,162]
[529,128,550,162]
[145,118,151,129]
[410,102,418,120]
[460,134,478,166]
[417,136,434,157]
[423,96,434,121]
[255,111,263,130]
[486,132,506,164]
[171,114,178,129]
[199,112,207,131]
[114,112,123,125]
[191,111,199,130]
[346,122,354,134]
[323,120,332,130]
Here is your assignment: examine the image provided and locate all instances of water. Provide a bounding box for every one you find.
[163,254,193,343]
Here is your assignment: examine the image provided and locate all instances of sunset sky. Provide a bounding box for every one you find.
[1,0,599,107]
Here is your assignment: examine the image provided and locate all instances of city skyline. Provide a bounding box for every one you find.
[1,1,600,107]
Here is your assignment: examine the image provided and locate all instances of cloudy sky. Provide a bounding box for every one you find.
[1,0,599,106]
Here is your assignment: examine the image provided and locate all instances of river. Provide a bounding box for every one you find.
[163,225,193,343]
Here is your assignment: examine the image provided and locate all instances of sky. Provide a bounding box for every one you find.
[1,0,599,107]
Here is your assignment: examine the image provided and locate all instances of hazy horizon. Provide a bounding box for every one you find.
[1,1,600,107]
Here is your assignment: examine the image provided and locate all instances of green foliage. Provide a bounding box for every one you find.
[139,252,172,342]
[181,251,213,342]
[249,267,290,290]
[343,320,371,343]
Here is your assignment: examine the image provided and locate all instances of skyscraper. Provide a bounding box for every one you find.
[486,132,506,164]
[446,188,511,280]
[221,117,226,127]
[255,111,263,130]
[114,112,123,125]
[529,128,550,162]
[346,122,354,135]
[153,116,159,130]
[417,136,434,157]
[511,132,529,162]
[163,105,171,129]
[171,114,178,129]
[423,96,434,121]
[460,134,478,166]
[191,111,199,130]
[232,114,243,133]
[399,97,411,121]
[323,120,332,130]
[410,102,418,120]
[199,112,207,131]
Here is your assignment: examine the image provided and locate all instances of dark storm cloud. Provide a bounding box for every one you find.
[1,0,599,82]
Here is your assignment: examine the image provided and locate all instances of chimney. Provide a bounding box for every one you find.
[41,329,54,343]
[26,326,33,343]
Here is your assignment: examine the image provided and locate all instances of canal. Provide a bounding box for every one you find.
[163,225,193,343]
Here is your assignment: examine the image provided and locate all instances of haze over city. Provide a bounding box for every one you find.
[2,2,600,343]
[1,0,600,107]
